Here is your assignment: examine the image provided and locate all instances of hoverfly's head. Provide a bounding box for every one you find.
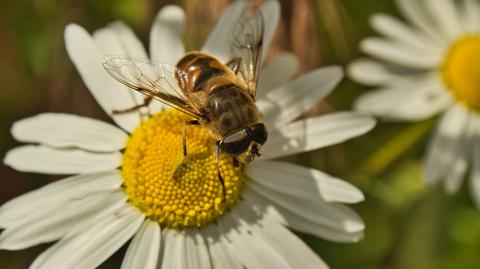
[220,123,268,163]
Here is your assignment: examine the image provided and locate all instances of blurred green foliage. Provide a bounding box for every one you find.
[1,0,480,268]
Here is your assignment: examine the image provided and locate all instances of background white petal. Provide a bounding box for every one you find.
[470,125,480,208]
[121,220,161,269]
[11,113,127,152]
[394,0,445,44]
[354,76,452,121]
[442,115,477,194]
[64,24,142,132]
[461,0,480,33]
[259,66,343,128]
[348,58,415,86]
[30,204,144,269]
[369,13,442,53]
[424,105,470,185]
[424,0,463,40]
[150,6,185,65]
[247,160,364,203]
[262,112,375,159]
[4,145,121,175]
[360,37,442,69]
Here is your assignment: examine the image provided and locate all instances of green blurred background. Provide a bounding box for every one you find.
[0,0,479,268]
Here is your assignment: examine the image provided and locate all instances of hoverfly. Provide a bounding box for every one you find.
[102,4,268,199]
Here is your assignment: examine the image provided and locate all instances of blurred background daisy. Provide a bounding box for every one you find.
[1,0,480,269]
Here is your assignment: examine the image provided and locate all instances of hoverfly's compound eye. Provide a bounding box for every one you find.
[248,123,268,145]
[221,130,252,156]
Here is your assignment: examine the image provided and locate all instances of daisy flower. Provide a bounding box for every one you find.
[1,1,375,268]
[348,0,480,206]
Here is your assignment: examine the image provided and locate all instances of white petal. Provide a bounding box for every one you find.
[360,37,441,69]
[470,122,480,209]
[4,145,121,175]
[369,13,442,53]
[159,229,185,269]
[257,53,299,99]
[443,114,476,194]
[251,218,329,269]
[65,191,127,237]
[217,213,292,269]
[242,188,364,242]
[184,229,211,269]
[354,76,452,121]
[348,58,414,86]
[259,66,343,128]
[121,220,161,269]
[11,113,127,152]
[262,112,375,159]
[64,24,141,132]
[424,0,463,40]
[150,6,185,65]
[424,105,470,185]
[461,0,480,33]
[202,225,243,269]
[259,0,281,61]
[0,190,123,250]
[93,22,150,114]
[247,180,364,233]
[247,160,364,203]
[0,171,122,227]
[30,204,144,269]
[201,0,248,62]
[202,0,279,63]
[95,21,148,58]
[394,0,445,44]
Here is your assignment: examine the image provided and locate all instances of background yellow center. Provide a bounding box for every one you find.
[122,110,244,228]
[442,35,480,112]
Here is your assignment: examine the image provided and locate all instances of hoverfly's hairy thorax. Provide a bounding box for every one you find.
[174,51,262,138]
[206,82,261,137]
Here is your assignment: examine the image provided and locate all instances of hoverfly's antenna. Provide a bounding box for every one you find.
[215,140,227,203]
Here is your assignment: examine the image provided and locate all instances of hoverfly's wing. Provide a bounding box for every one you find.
[229,5,265,99]
[102,57,203,120]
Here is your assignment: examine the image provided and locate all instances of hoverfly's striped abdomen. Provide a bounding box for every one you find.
[175,52,228,93]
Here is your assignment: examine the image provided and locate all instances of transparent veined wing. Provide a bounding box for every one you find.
[102,56,203,120]
[229,5,265,99]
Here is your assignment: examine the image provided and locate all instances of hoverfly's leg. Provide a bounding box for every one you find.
[173,119,201,182]
[215,140,227,202]
[182,120,200,157]
[112,96,153,115]
[226,57,242,74]
[233,158,240,168]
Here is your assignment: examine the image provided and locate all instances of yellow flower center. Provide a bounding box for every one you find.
[122,110,244,228]
[442,35,480,112]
